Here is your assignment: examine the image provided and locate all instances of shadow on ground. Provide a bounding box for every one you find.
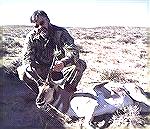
[0,65,66,129]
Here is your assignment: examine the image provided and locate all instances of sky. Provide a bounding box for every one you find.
[0,0,149,27]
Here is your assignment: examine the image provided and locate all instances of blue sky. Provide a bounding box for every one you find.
[0,0,149,27]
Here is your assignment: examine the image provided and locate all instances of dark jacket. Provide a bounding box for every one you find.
[23,24,79,68]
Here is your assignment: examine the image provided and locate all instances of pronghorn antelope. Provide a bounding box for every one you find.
[35,68,98,121]
[35,59,150,128]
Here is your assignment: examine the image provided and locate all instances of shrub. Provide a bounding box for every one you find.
[100,69,126,83]
[110,104,145,129]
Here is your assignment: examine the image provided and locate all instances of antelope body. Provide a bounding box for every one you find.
[35,63,150,128]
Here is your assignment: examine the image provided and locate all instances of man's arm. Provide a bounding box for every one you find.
[60,29,79,67]
[23,31,36,67]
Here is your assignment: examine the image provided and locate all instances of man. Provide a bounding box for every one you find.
[17,10,86,107]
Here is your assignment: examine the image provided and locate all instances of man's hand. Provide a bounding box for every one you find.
[53,61,64,72]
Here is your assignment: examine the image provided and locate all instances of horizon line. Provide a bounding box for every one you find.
[1,24,149,28]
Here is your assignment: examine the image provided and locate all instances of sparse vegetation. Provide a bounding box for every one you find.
[1,25,149,129]
[100,69,126,82]
[109,104,145,129]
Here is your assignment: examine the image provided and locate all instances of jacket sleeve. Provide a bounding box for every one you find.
[60,29,79,66]
[23,31,36,66]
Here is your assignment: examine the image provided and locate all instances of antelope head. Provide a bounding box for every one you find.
[36,81,58,108]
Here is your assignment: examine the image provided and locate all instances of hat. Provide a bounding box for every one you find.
[30,10,50,23]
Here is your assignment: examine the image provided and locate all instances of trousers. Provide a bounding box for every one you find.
[18,59,86,94]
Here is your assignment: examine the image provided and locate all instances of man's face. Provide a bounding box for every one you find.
[32,15,49,37]
[33,15,49,30]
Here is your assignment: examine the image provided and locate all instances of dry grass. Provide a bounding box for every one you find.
[1,25,150,129]
[100,69,126,83]
[109,104,145,129]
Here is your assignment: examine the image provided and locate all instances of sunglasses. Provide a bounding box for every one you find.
[34,20,45,28]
